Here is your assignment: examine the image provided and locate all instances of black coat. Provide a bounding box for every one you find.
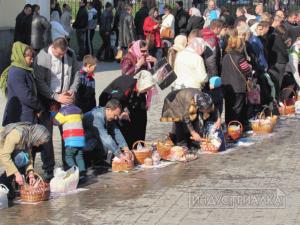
[14,12,32,45]
[118,12,136,48]
[186,16,204,34]
[221,50,251,94]
[73,6,88,29]
[175,8,188,35]
[284,21,300,44]
[99,10,113,33]
[268,30,289,66]
[134,6,149,36]
[31,14,51,50]
[3,66,41,126]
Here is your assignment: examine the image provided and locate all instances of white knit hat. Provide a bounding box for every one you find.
[134,70,156,92]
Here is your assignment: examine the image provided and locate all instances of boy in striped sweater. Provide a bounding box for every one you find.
[53,104,87,182]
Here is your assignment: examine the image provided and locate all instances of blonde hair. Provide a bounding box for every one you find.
[226,35,244,52]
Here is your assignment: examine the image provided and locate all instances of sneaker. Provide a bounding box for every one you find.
[79,171,87,184]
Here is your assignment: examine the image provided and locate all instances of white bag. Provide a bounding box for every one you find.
[0,184,9,209]
[50,166,79,193]
[295,100,300,114]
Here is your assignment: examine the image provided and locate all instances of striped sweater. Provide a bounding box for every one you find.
[53,104,85,148]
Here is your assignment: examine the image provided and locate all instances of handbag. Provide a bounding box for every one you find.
[161,28,173,39]
[115,49,123,60]
[229,54,261,105]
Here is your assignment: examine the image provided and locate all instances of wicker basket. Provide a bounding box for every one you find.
[279,88,296,116]
[227,121,243,140]
[258,107,278,128]
[157,138,174,160]
[251,119,273,133]
[132,141,152,164]
[201,139,219,153]
[20,173,50,202]
[112,151,134,172]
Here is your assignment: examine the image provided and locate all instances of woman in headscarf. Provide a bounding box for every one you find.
[121,40,157,76]
[1,42,42,126]
[186,7,204,35]
[172,37,208,90]
[167,35,187,68]
[51,10,69,41]
[161,89,221,148]
[221,35,252,127]
[143,7,162,58]
[99,70,156,148]
[0,122,50,199]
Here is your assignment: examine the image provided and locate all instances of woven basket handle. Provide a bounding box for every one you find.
[228,120,243,133]
[25,172,46,188]
[280,88,296,105]
[257,105,272,119]
[132,140,148,150]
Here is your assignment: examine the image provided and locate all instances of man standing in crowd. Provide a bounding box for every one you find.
[31,4,51,52]
[86,2,98,55]
[284,10,300,44]
[255,3,264,22]
[118,4,136,52]
[34,37,80,181]
[14,4,33,45]
[135,0,149,40]
[203,0,220,28]
[175,1,188,35]
[73,0,88,61]
[97,2,114,61]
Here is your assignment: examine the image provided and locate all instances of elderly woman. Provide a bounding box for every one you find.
[161,89,220,148]
[1,42,41,126]
[143,7,162,58]
[186,7,204,35]
[221,35,252,127]
[0,122,50,199]
[99,70,156,147]
[172,37,208,90]
[51,11,69,41]
[121,40,157,76]
[167,35,187,68]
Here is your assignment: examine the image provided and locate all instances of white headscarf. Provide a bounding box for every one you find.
[133,70,156,93]
[188,37,206,56]
[190,7,201,17]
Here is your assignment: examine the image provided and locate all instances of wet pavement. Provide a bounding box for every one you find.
[1,63,300,224]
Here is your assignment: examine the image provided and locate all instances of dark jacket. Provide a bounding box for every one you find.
[14,12,32,45]
[284,21,300,44]
[75,70,96,113]
[175,8,188,35]
[268,30,289,66]
[186,16,204,34]
[118,11,136,48]
[221,50,252,93]
[200,28,221,77]
[161,88,202,133]
[248,34,268,73]
[31,13,51,50]
[99,75,146,111]
[73,6,88,29]
[3,66,41,126]
[134,6,149,36]
[100,10,113,33]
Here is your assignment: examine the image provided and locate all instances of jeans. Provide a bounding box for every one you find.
[97,32,112,60]
[65,147,86,172]
[86,29,95,55]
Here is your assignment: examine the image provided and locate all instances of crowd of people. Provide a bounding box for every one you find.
[1,0,300,200]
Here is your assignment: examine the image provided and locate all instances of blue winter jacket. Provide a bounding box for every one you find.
[248,35,268,73]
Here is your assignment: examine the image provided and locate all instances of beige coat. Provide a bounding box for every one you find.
[0,129,33,176]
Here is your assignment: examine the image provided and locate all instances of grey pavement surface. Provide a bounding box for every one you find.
[0,62,300,225]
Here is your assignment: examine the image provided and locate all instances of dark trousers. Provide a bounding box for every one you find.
[269,63,287,99]
[37,111,65,173]
[76,29,87,60]
[86,29,95,55]
[174,118,201,149]
[257,72,273,105]
[0,167,25,199]
[97,32,111,60]
[119,108,147,148]
[224,92,247,127]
